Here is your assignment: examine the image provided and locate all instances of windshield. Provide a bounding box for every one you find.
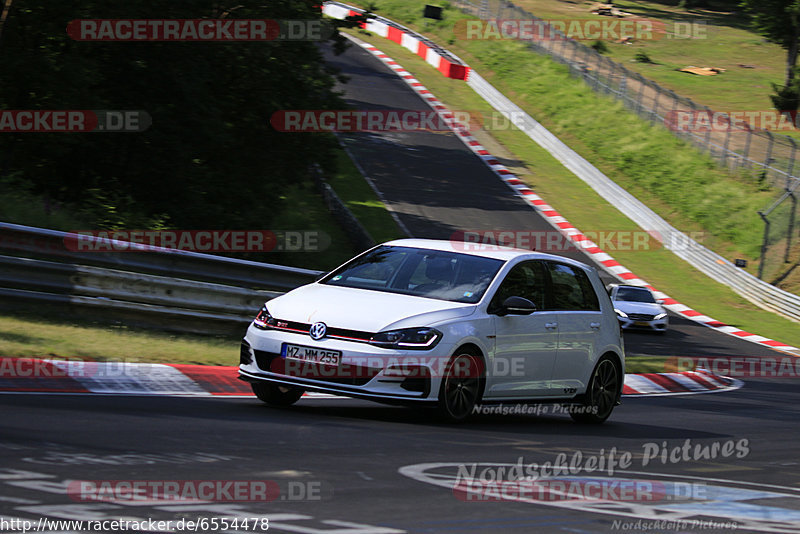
[615,286,656,303]
[320,245,504,303]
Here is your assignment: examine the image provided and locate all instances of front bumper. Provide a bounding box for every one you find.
[239,324,454,403]
[617,316,668,332]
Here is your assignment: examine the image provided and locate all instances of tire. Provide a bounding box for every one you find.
[570,357,621,424]
[251,382,305,407]
[437,351,484,422]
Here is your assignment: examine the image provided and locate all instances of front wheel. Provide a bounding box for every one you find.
[437,352,484,422]
[252,383,305,406]
[570,357,621,424]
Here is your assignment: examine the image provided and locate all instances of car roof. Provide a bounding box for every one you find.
[614,285,651,291]
[382,238,591,268]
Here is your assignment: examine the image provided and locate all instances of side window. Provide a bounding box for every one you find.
[490,261,546,311]
[546,262,600,311]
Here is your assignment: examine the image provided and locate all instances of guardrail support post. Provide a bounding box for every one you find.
[785,191,797,265]
[758,211,770,280]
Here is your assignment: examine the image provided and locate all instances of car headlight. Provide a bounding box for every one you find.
[253,305,276,329]
[369,327,442,350]
[654,313,667,320]
[614,308,628,319]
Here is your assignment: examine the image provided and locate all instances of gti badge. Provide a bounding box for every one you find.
[309,322,327,340]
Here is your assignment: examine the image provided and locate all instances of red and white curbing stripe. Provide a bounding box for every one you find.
[323,2,470,80]
[341,32,800,357]
[622,369,741,396]
[0,358,333,398]
[0,359,739,397]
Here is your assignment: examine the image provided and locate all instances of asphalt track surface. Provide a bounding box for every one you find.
[2,380,800,533]
[2,40,799,534]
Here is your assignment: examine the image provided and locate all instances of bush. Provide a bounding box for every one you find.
[591,40,609,54]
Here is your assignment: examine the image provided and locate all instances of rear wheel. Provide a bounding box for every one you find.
[570,357,620,424]
[437,351,484,422]
[251,383,305,406]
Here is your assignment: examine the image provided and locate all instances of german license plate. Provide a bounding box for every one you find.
[282,343,341,366]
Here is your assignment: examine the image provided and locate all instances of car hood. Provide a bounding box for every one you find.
[266,283,476,332]
[613,300,665,315]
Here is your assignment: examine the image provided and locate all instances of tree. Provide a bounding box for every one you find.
[0,0,357,231]
[741,0,800,102]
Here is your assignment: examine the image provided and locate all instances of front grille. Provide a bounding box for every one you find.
[254,349,281,371]
[240,340,253,365]
[265,319,374,343]
[400,374,430,396]
[628,313,655,321]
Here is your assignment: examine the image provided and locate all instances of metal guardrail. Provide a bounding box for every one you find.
[0,222,323,334]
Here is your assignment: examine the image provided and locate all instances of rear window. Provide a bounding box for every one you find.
[615,286,656,303]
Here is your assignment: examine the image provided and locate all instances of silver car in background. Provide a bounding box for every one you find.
[609,284,668,333]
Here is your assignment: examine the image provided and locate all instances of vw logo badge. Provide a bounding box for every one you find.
[309,322,327,340]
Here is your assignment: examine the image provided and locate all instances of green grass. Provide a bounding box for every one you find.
[0,313,237,366]
[504,0,788,115]
[341,25,800,349]
[263,179,358,271]
[267,142,405,272]
[328,148,406,244]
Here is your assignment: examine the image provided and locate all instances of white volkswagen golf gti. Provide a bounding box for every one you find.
[239,239,625,422]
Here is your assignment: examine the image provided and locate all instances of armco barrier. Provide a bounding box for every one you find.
[322,2,800,328]
[0,222,322,334]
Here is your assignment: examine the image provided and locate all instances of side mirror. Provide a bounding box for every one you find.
[495,296,537,316]
[656,299,665,305]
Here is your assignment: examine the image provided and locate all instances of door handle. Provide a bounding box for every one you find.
[545,322,558,330]
[590,322,601,329]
